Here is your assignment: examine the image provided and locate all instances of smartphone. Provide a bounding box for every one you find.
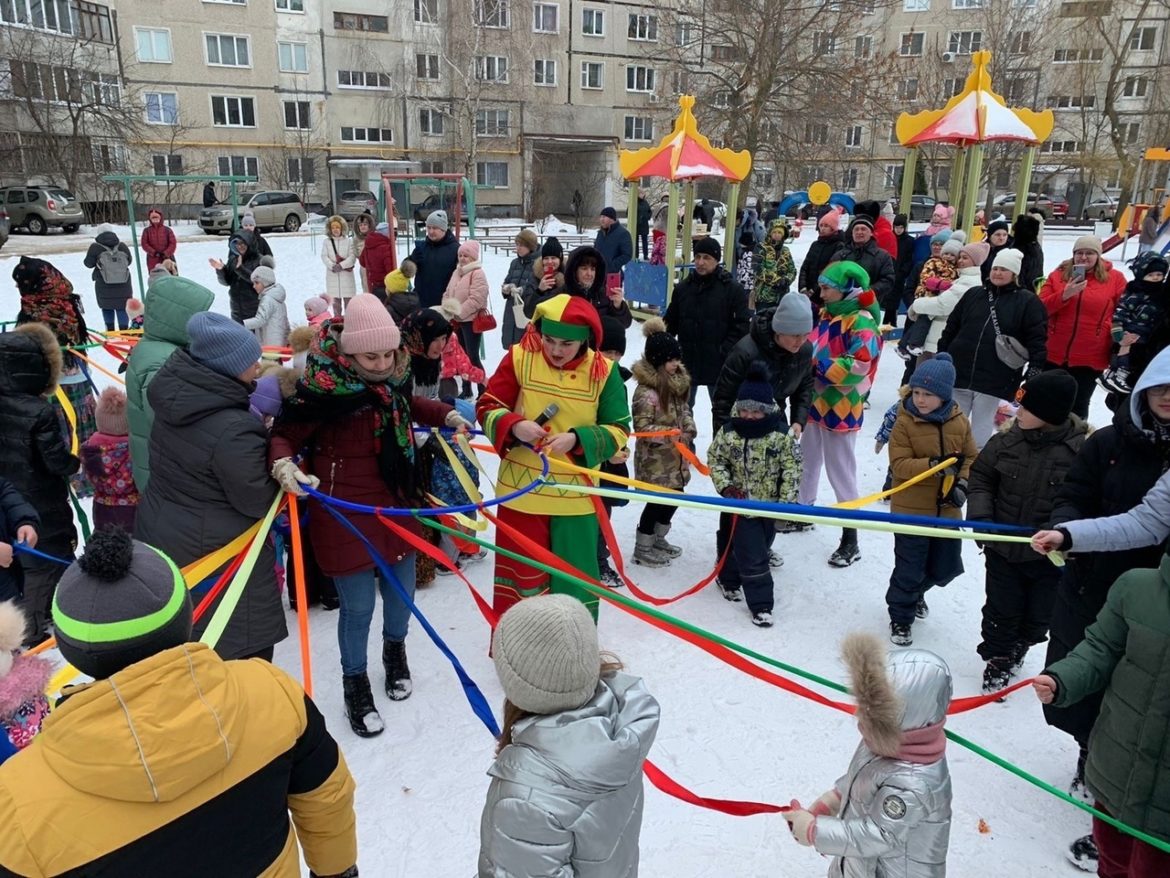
[1072,265,1087,282]
[605,273,623,295]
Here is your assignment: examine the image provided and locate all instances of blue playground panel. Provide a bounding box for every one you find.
[623,262,671,312]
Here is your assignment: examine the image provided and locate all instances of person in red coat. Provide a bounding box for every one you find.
[358,222,394,300]
[139,208,176,272]
[1038,235,1127,418]
[269,294,470,738]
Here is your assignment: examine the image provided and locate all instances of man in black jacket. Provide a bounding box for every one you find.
[830,216,897,307]
[636,195,651,260]
[594,206,633,275]
[408,210,459,308]
[798,211,844,312]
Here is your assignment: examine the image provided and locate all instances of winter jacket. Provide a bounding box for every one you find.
[442,260,490,323]
[830,239,897,306]
[0,324,78,557]
[631,360,697,491]
[736,209,765,261]
[0,648,50,764]
[526,246,633,328]
[243,283,291,348]
[636,198,651,234]
[440,332,485,384]
[937,281,1048,402]
[1039,261,1127,370]
[1011,217,1045,292]
[319,217,357,300]
[752,224,796,308]
[0,478,39,601]
[385,287,420,326]
[594,222,633,275]
[908,266,981,353]
[893,230,916,307]
[799,232,845,299]
[708,419,802,503]
[501,251,537,347]
[1112,277,1170,340]
[215,231,265,322]
[887,396,977,518]
[81,432,139,508]
[711,306,814,432]
[967,417,1089,562]
[0,643,357,878]
[139,221,177,272]
[358,230,393,295]
[808,290,882,433]
[1045,555,1170,843]
[136,350,286,660]
[125,277,215,493]
[521,260,566,327]
[663,267,751,386]
[1061,467,1170,554]
[478,673,659,878]
[408,229,460,308]
[83,231,134,311]
[873,216,899,261]
[913,257,957,301]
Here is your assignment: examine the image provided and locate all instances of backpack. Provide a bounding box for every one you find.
[97,244,131,285]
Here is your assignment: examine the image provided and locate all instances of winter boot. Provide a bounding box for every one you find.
[1099,366,1132,395]
[718,580,743,602]
[981,660,1012,696]
[1009,641,1030,673]
[775,519,815,534]
[915,598,929,620]
[342,673,384,738]
[828,529,861,568]
[1067,835,1098,872]
[598,560,624,589]
[382,639,412,701]
[633,531,670,567]
[890,621,913,646]
[768,549,784,568]
[652,523,683,558]
[751,610,774,628]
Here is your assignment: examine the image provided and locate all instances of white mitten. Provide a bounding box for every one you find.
[271,458,319,496]
[445,410,472,432]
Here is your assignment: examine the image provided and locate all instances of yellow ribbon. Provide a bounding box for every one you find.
[53,385,79,456]
[835,457,958,509]
[180,519,265,585]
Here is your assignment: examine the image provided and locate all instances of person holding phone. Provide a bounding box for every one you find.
[1039,235,1127,419]
[526,244,632,329]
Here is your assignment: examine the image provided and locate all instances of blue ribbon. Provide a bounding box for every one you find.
[13,543,73,567]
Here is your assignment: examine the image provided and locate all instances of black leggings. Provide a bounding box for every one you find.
[458,321,484,390]
[638,503,677,535]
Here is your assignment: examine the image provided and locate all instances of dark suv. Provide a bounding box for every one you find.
[0,185,85,234]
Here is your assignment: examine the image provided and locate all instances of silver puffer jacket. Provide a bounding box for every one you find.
[478,672,660,878]
[815,649,953,878]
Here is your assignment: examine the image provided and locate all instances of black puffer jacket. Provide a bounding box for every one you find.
[136,350,285,660]
[711,306,814,431]
[525,245,633,328]
[664,266,751,386]
[408,229,459,308]
[0,323,79,556]
[1042,403,1169,742]
[501,250,536,346]
[0,477,40,599]
[82,230,134,311]
[938,281,1048,401]
[829,238,897,304]
[214,230,265,323]
[967,416,1090,563]
[1011,215,1044,292]
[797,233,844,303]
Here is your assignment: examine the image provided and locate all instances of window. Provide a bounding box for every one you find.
[283,100,310,129]
[476,109,510,136]
[898,77,919,101]
[1059,0,1112,15]
[1122,122,1141,145]
[582,8,603,35]
[842,168,859,189]
[884,163,903,188]
[1123,76,1149,98]
[11,62,118,105]
[624,116,653,141]
[903,0,929,9]
[947,30,982,54]
[414,0,437,22]
[1046,94,1096,109]
[889,121,900,144]
[278,42,308,73]
[1004,76,1030,102]
[1129,27,1156,50]
[712,90,730,109]
[218,155,259,179]
[1012,0,1036,6]
[1,0,71,35]
[845,125,863,148]
[1009,31,1032,55]
[675,20,697,45]
[813,33,837,55]
[533,2,557,32]
[335,11,389,31]
[420,160,444,174]
[276,0,304,10]
[476,161,509,188]
[952,0,982,7]
[152,154,183,177]
[900,33,924,56]
[626,65,655,93]
[341,126,393,143]
[855,36,873,58]
[475,0,509,27]
[805,123,829,145]
[416,54,439,80]
[419,108,445,134]
[943,78,963,98]
[934,166,951,189]
[671,70,690,94]
[204,0,246,4]
[476,56,508,82]
[205,33,251,67]
[1052,47,1104,62]
[627,13,657,41]
[211,95,256,127]
[76,1,114,42]
[340,69,393,88]
[287,157,314,183]
[135,27,172,63]
[144,92,178,125]
[1039,139,1082,154]
[580,61,603,89]
[757,168,775,187]
[710,45,741,61]
[534,59,557,86]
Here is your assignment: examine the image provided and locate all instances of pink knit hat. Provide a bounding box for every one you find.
[961,241,991,267]
[819,210,840,231]
[304,294,330,318]
[458,239,481,261]
[340,294,400,354]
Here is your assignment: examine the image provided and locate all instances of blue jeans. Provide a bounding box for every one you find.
[334,556,416,676]
[101,308,129,331]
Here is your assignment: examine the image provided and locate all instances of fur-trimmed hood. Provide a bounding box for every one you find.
[325,214,350,236]
[288,324,316,355]
[0,322,63,397]
[631,357,691,403]
[258,363,300,400]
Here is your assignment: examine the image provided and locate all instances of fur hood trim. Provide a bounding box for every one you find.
[288,324,316,354]
[842,632,904,758]
[631,357,692,399]
[325,214,350,235]
[258,363,300,399]
[14,321,63,394]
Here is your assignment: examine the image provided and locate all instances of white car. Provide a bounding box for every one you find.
[1084,196,1118,220]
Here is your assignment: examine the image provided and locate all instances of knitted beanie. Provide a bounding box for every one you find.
[340,293,401,354]
[95,386,129,436]
[250,265,276,288]
[1140,254,1169,278]
[771,293,813,335]
[940,230,967,258]
[930,228,953,246]
[849,215,875,233]
[186,311,261,378]
[1017,369,1078,425]
[736,361,776,414]
[515,228,539,251]
[125,297,144,319]
[541,236,564,261]
[961,242,991,267]
[991,248,1023,277]
[599,315,627,356]
[909,352,956,404]
[458,239,481,261]
[426,210,448,231]
[53,529,193,680]
[692,235,722,261]
[249,374,285,419]
[599,206,618,221]
[241,213,257,229]
[1072,235,1103,255]
[818,210,840,231]
[304,295,330,318]
[493,594,600,714]
[819,260,871,294]
[987,219,1010,236]
[642,316,682,367]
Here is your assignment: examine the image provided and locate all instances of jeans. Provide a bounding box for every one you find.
[952,388,1001,450]
[717,516,775,614]
[334,557,416,676]
[102,308,129,331]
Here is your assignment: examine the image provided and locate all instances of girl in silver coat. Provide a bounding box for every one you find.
[782,633,953,877]
[479,594,660,878]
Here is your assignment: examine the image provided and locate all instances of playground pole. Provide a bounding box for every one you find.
[724,181,740,272]
[626,180,641,261]
[122,179,146,299]
[950,147,968,226]
[681,180,696,266]
[900,149,918,222]
[958,144,985,235]
[1013,147,1037,222]
[665,182,680,304]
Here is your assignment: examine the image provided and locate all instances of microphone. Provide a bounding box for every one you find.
[534,402,559,426]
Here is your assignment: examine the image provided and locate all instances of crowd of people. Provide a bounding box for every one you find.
[0,197,1168,877]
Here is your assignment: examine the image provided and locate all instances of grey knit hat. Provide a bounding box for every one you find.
[493,594,600,714]
[186,311,261,378]
[426,209,449,231]
[250,265,276,287]
[771,293,813,335]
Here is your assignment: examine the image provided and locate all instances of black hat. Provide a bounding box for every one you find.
[599,316,627,356]
[642,316,682,368]
[735,361,776,414]
[692,236,721,261]
[848,215,875,232]
[1017,369,1078,426]
[893,213,908,228]
[541,236,564,260]
[987,219,1010,236]
[599,206,618,221]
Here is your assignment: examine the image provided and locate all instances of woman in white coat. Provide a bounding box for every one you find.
[320,215,356,314]
[908,241,989,357]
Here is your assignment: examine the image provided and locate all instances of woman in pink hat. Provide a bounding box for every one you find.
[441,239,490,398]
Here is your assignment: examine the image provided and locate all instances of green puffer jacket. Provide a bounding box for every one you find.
[707,419,802,503]
[1045,555,1170,842]
[125,276,215,493]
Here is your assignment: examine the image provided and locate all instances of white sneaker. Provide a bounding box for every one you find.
[751,611,774,628]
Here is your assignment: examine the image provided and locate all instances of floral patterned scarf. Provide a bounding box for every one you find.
[13,256,85,345]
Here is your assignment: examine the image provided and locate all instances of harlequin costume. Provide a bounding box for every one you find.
[477,294,631,619]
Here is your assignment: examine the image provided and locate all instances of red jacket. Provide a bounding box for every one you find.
[268,396,452,576]
[140,223,176,270]
[873,217,898,260]
[358,232,393,292]
[1039,261,1127,370]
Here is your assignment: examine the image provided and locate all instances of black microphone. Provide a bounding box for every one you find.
[534,402,559,426]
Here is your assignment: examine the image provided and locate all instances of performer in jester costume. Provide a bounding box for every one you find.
[478,294,631,619]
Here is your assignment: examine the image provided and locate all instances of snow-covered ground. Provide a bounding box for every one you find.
[0,227,1121,876]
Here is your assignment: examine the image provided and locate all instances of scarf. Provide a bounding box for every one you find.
[730,409,783,439]
[401,308,452,391]
[903,395,953,424]
[13,256,85,345]
[893,721,947,764]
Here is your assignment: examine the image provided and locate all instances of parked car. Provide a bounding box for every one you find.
[993,192,1069,220]
[199,190,306,233]
[897,195,938,222]
[1084,195,1118,220]
[337,190,377,221]
[411,191,467,223]
[0,208,9,249]
[0,185,85,235]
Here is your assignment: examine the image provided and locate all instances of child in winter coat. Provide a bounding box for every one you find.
[886,354,978,646]
[0,479,39,604]
[781,633,953,878]
[438,331,486,399]
[708,362,802,627]
[480,595,660,878]
[82,387,139,533]
[302,294,332,328]
[384,258,419,325]
[1100,252,1169,393]
[125,298,144,331]
[0,601,51,766]
[632,317,697,568]
[967,369,1087,693]
[899,232,965,358]
[244,265,290,347]
[751,219,796,309]
[905,241,989,359]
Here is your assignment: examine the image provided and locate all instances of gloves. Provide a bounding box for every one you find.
[781,800,816,846]
[874,440,884,455]
[721,486,747,500]
[331,263,342,273]
[445,410,472,432]
[929,455,964,499]
[271,457,320,496]
[809,788,842,817]
[944,477,968,509]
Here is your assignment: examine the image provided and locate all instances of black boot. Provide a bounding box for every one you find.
[342,673,384,738]
[828,528,861,568]
[383,639,412,701]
